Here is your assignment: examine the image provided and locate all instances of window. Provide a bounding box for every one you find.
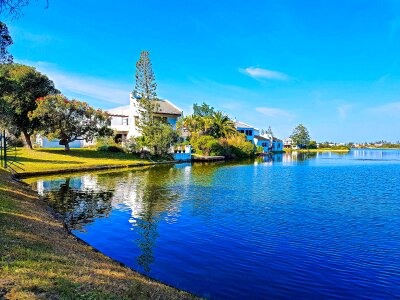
[245,130,253,136]
[122,118,129,125]
[262,142,267,147]
[240,130,244,133]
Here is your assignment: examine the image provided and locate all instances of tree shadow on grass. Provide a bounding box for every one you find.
[37,149,142,161]
[15,156,83,165]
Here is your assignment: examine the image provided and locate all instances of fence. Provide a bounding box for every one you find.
[0,130,7,168]
[0,130,20,171]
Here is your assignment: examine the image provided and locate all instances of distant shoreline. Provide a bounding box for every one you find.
[352,147,400,150]
[284,148,350,153]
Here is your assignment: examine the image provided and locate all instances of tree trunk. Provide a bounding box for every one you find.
[64,143,70,151]
[23,131,33,149]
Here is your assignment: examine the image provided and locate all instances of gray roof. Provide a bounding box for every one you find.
[106,99,182,117]
[254,135,269,141]
[235,121,254,129]
[153,99,182,116]
[107,105,130,117]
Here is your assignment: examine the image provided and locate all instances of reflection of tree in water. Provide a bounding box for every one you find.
[45,177,114,231]
[292,152,317,161]
[124,167,181,273]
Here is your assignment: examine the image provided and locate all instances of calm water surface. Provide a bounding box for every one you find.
[31,150,400,299]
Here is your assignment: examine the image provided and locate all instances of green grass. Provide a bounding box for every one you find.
[4,148,154,175]
[0,170,196,299]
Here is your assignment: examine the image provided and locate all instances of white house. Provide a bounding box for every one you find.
[235,121,259,142]
[107,93,183,143]
[235,121,283,153]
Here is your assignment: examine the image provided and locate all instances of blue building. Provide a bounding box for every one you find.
[235,121,283,153]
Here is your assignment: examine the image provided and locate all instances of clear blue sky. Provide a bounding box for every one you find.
[4,0,400,142]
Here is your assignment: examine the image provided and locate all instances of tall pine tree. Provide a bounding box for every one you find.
[0,22,13,64]
[266,126,273,137]
[133,51,176,155]
[134,50,157,100]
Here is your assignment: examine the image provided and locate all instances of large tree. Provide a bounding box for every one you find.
[0,64,58,148]
[177,111,235,140]
[134,50,158,135]
[132,51,176,155]
[0,0,48,17]
[134,50,157,100]
[266,126,273,136]
[30,94,112,151]
[193,102,215,117]
[210,111,236,138]
[290,124,311,148]
[0,22,13,64]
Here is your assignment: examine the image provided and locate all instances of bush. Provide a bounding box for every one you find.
[97,145,124,152]
[308,140,317,149]
[218,134,255,158]
[192,135,219,156]
[256,145,264,154]
[96,136,116,147]
[331,145,350,150]
[125,137,142,154]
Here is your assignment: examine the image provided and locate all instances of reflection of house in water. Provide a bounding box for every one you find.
[36,166,193,273]
[36,174,101,195]
[37,175,114,231]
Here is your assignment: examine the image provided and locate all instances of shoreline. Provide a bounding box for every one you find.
[12,160,179,179]
[0,169,197,299]
[284,149,350,153]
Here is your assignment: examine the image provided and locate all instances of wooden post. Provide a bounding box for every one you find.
[3,130,7,168]
[0,131,3,166]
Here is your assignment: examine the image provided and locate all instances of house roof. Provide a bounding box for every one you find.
[254,135,269,141]
[235,121,259,130]
[107,105,130,117]
[273,137,283,142]
[153,99,182,116]
[106,99,182,117]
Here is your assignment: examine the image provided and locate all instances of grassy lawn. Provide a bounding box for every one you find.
[0,170,195,299]
[4,148,154,176]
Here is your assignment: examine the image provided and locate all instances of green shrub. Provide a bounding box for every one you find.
[192,135,219,156]
[308,140,317,149]
[218,134,255,158]
[97,145,124,152]
[96,136,116,147]
[331,145,350,150]
[256,145,264,154]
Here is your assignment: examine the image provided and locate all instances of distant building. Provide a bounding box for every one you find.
[235,121,283,152]
[35,136,86,148]
[107,93,183,143]
[253,135,269,151]
[235,121,258,142]
[283,138,293,149]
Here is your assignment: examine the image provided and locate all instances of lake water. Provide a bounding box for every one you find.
[30,150,400,299]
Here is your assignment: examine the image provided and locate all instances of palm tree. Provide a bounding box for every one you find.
[210,111,236,138]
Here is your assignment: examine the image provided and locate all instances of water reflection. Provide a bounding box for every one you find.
[31,150,400,299]
[40,176,114,231]
[36,165,191,273]
[256,152,317,164]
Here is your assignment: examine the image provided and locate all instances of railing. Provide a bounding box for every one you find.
[0,130,23,172]
[0,130,7,168]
